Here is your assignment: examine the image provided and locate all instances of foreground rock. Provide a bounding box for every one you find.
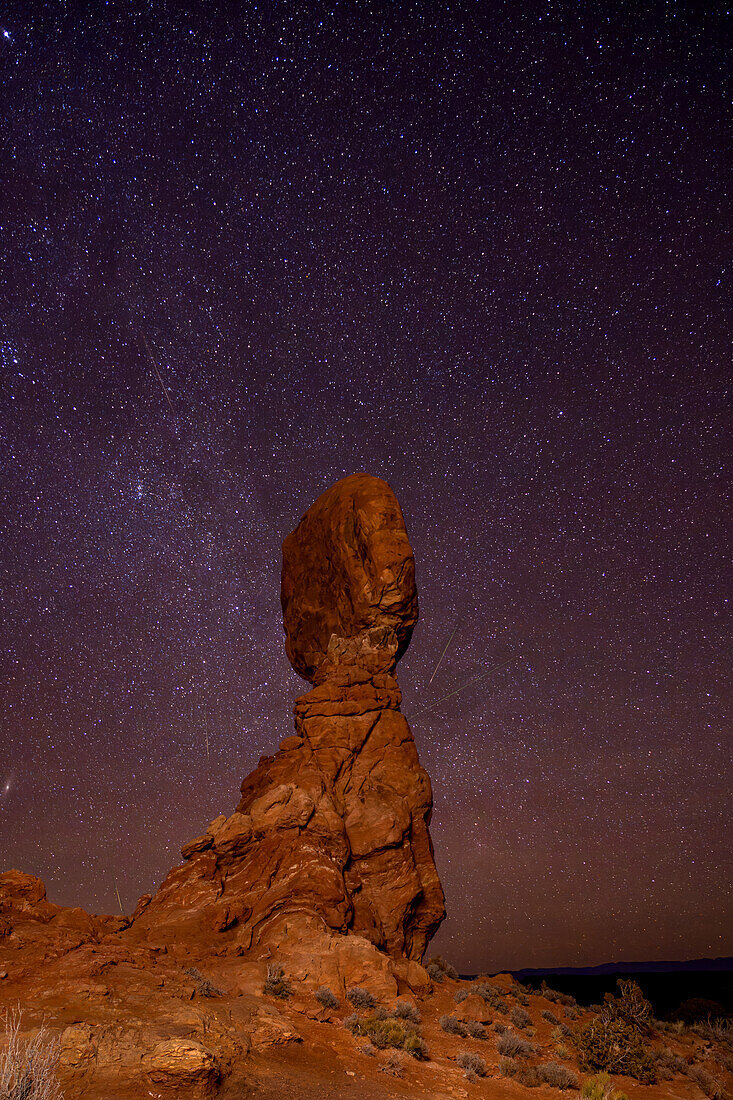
[1,887,730,1100]
[131,473,445,975]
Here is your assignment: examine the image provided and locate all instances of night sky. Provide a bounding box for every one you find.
[1,2,729,974]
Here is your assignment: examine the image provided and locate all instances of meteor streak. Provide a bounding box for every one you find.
[427,624,459,687]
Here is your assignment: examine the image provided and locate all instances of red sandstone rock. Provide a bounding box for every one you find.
[281,473,419,684]
[132,474,445,968]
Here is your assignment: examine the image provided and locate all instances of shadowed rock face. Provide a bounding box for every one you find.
[281,473,419,683]
[132,473,445,963]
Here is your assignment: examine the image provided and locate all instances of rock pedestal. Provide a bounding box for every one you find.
[132,473,445,967]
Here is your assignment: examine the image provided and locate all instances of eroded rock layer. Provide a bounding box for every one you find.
[132,473,445,960]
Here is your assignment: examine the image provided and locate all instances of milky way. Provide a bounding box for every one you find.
[0,2,729,971]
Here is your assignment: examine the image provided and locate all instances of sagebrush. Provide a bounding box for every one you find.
[0,1008,64,1100]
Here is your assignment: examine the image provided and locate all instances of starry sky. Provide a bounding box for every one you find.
[1,1,729,973]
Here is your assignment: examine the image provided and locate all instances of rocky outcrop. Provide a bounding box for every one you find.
[132,473,445,966]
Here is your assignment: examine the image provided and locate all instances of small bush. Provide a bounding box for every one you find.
[425,962,444,983]
[516,1065,544,1087]
[393,1000,421,1023]
[694,1017,733,1045]
[688,1065,726,1100]
[543,1009,561,1025]
[263,963,291,999]
[536,1061,579,1089]
[555,1043,570,1058]
[511,1006,532,1029]
[314,986,339,1010]
[403,1032,428,1060]
[0,1009,63,1100]
[427,955,459,979]
[541,981,576,1007]
[576,1016,656,1082]
[493,1021,507,1034]
[580,1071,631,1100]
[500,1055,518,1076]
[347,1014,426,1058]
[564,1005,581,1020]
[600,979,652,1031]
[497,1030,534,1058]
[456,1051,486,1078]
[464,1020,486,1039]
[346,986,376,1009]
[454,988,469,1004]
[653,1046,686,1076]
[357,1040,375,1056]
[184,966,224,997]
[440,1014,467,1036]
[471,981,503,1007]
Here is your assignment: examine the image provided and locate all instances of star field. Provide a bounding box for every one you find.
[0,1,729,972]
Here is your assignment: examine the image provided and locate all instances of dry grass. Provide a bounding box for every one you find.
[0,1008,63,1100]
[263,963,292,999]
[184,966,223,997]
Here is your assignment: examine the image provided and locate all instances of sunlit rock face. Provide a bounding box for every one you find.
[133,473,445,964]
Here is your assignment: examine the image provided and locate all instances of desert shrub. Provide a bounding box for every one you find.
[403,1031,428,1060]
[469,980,510,1014]
[564,1005,581,1020]
[357,1040,375,1056]
[510,1006,532,1029]
[555,1043,570,1058]
[263,963,291,999]
[497,1030,534,1058]
[184,966,223,997]
[346,986,376,1010]
[653,1046,687,1076]
[314,986,339,1010]
[464,1021,486,1039]
[542,1009,561,1025]
[600,979,652,1031]
[393,1000,421,1023]
[427,955,459,980]
[580,1072,630,1100]
[576,1016,656,1082]
[541,981,576,1007]
[688,1065,726,1099]
[515,1065,544,1087]
[500,1056,518,1076]
[0,1009,63,1100]
[493,1021,507,1033]
[425,962,444,982]
[454,988,469,1004]
[372,1005,389,1020]
[536,1061,579,1089]
[456,1051,486,1078]
[694,1017,733,1045]
[349,1014,426,1058]
[440,1014,467,1036]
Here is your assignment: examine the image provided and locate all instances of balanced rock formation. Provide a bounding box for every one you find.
[132,473,445,969]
